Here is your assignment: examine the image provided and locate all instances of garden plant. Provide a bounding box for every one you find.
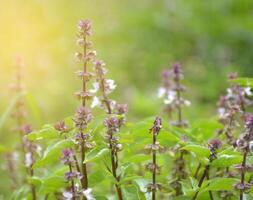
[1,18,253,200]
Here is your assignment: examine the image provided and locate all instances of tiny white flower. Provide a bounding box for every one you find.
[164,91,176,105]
[91,96,101,108]
[226,88,233,98]
[89,82,99,93]
[157,87,166,98]
[82,188,95,200]
[218,108,226,117]
[25,152,33,167]
[63,191,73,200]
[184,100,191,106]
[244,87,253,96]
[106,79,117,90]
[249,141,253,154]
[36,145,42,156]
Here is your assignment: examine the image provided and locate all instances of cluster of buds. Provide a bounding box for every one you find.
[90,60,117,111]
[88,44,127,199]
[145,117,163,197]
[208,138,222,161]
[67,20,99,197]
[158,63,190,128]
[8,57,38,199]
[217,73,253,145]
[233,114,253,196]
[61,149,95,200]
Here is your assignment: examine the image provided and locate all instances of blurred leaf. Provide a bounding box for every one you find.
[33,139,73,168]
[122,185,141,200]
[25,93,43,127]
[211,154,242,168]
[27,125,59,141]
[231,78,253,88]
[0,93,23,130]
[40,176,67,193]
[182,144,210,158]
[200,178,238,193]
[84,148,109,163]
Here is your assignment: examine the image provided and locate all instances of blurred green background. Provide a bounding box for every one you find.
[1,0,253,197]
[1,0,253,123]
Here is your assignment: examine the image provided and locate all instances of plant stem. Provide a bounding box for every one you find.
[240,152,247,200]
[102,81,123,200]
[79,34,88,190]
[176,87,182,126]
[152,132,157,200]
[194,163,202,179]
[192,164,210,200]
[206,171,214,200]
[69,164,76,200]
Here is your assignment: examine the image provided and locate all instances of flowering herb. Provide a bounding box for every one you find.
[9,57,37,199]
[234,114,253,200]
[158,63,190,127]
[192,138,222,200]
[159,63,190,196]
[64,19,97,198]
[145,117,163,200]
[92,58,128,199]
[217,73,253,145]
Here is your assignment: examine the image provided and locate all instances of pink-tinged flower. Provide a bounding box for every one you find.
[245,114,253,129]
[73,106,93,129]
[228,72,238,80]
[104,116,120,134]
[115,103,128,115]
[149,117,162,135]
[54,121,68,132]
[20,124,33,134]
[78,20,92,35]
[93,60,107,75]
[61,149,73,165]
[208,138,222,149]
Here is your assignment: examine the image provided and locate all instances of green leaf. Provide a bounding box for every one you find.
[40,176,67,193]
[27,125,59,141]
[126,154,150,163]
[182,144,210,158]
[27,176,42,187]
[122,185,141,200]
[33,139,73,168]
[211,154,242,168]
[230,78,253,88]
[200,178,238,193]
[25,93,43,127]
[84,148,109,163]
[0,93,23,130]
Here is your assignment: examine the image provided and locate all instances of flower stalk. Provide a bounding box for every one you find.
[145,117,163,200]
[92,59,127,200]
[192,139,222,200]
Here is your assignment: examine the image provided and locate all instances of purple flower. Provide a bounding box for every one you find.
[20,124,33,134]
[73,106,93,130]
[78,20,92,36]
[104,116,120,134]
[115,104,128,115]
[149,117,162,135]
[208,138,222,150]
[54,121,68,132]
[61,149,73,165]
